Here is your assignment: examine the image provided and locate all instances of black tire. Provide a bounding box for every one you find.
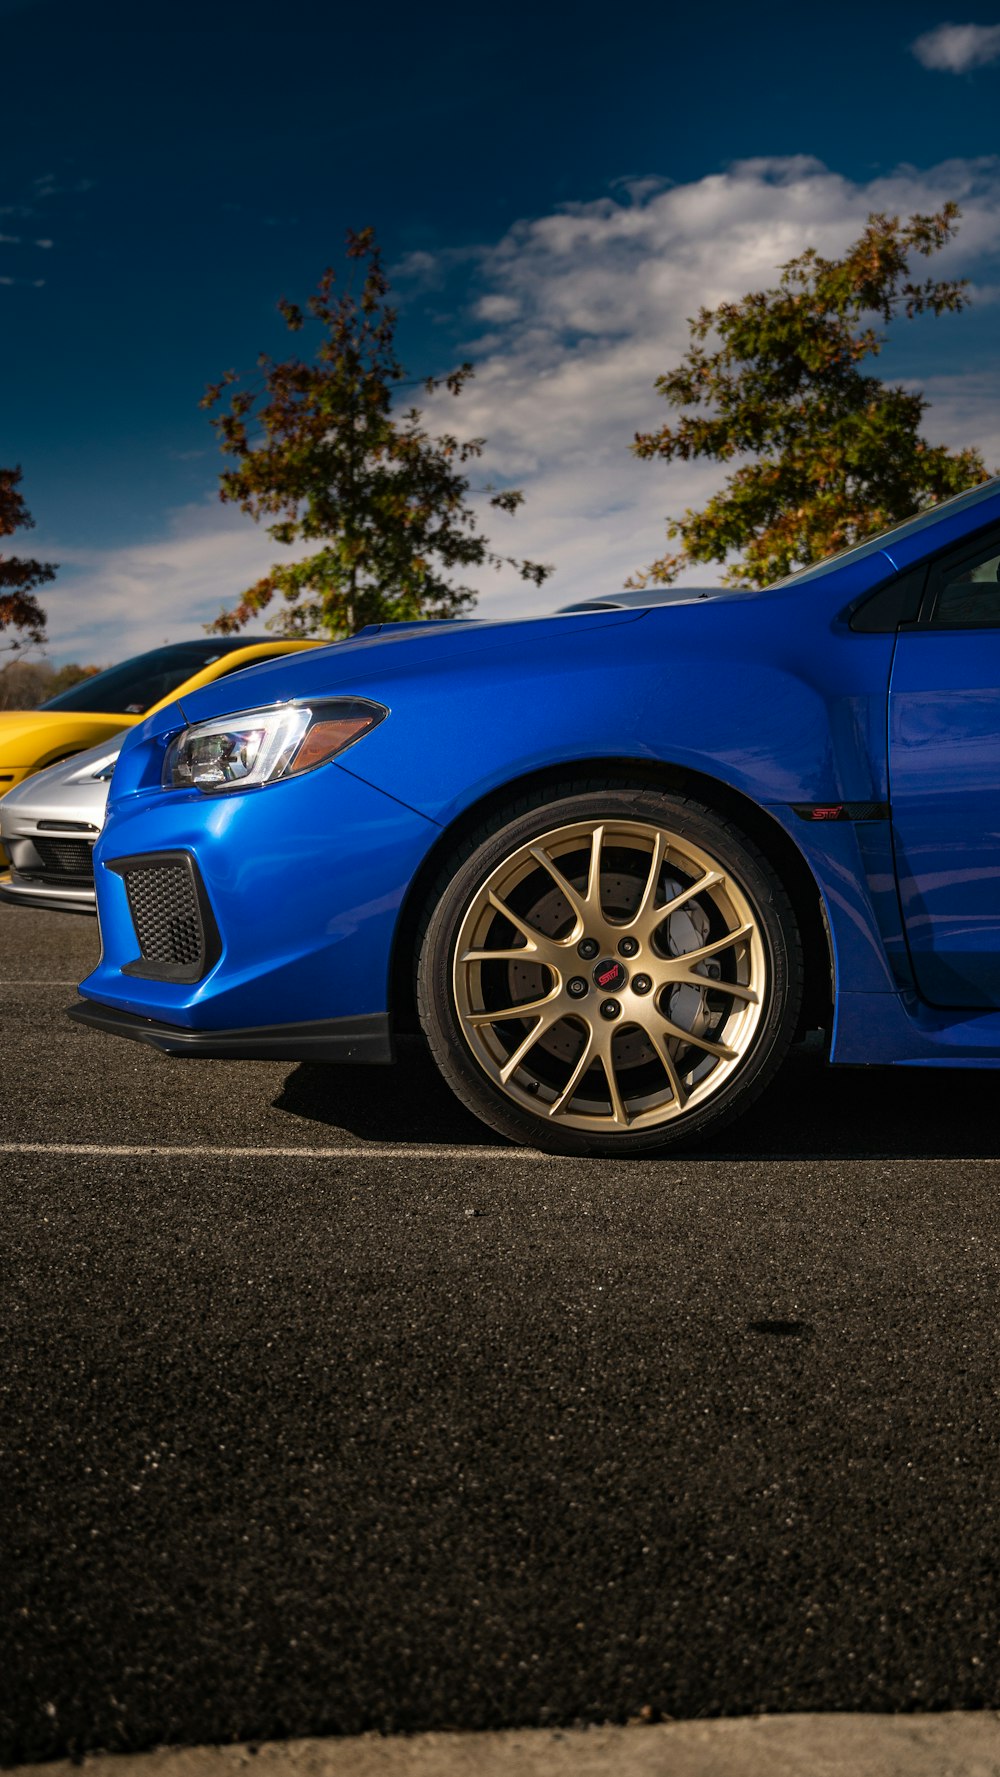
[416,782,804,1156]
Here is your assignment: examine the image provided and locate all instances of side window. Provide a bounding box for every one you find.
[929,532,1000,626]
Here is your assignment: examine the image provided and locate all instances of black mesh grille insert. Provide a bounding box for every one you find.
[31,838,95,881]
[123,862,203,969]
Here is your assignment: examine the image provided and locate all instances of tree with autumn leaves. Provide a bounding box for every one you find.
[0,466,55,650]
[202,228,551,639]
[631,204,992,589]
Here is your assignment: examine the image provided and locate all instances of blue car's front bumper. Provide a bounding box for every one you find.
[75,758,438,1052]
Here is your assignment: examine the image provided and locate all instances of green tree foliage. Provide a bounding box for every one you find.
[631,205,992,588]
[0,466,55,648]
[202,229,551,637]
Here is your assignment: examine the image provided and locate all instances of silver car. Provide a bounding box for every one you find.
[0,735,121,913]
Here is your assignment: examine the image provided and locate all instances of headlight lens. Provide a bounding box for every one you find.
[163,698,386,792]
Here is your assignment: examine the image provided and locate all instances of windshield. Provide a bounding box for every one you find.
[40,640,253,714]
[773,476,1000,589]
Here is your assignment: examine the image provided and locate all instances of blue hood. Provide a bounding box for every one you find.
[175,607,647,726]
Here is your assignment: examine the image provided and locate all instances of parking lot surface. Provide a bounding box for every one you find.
[4,900,1000,1762]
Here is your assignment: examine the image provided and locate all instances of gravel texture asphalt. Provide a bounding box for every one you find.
[3,901,1000,1763]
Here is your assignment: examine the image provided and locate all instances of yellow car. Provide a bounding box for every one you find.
[0,637,322,795]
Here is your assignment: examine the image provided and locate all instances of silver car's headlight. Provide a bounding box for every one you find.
[163,698,386,792]
[86,754,120,782]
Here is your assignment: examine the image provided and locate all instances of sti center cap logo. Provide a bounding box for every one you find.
[593,959,628,993]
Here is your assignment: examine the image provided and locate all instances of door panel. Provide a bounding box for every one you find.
[889,630,1000,1007]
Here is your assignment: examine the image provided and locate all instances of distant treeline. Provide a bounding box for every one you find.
[0,659,101,711]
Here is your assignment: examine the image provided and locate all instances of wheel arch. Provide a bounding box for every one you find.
[388,756,833,1037]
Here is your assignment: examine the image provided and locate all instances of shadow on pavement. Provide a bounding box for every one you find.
[273,1040,500,1147]
[274,1034,1000,1160]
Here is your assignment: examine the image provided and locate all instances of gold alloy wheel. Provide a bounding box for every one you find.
[451,817,769,1134]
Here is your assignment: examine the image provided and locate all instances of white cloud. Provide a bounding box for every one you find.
[475,293,522,323]
[37,155,1000,659]
[911,22,1000,71]
[37,499,306,664]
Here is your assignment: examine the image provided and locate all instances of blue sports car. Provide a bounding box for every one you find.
[71,477,1000,1154]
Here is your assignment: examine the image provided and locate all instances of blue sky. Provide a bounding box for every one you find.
[3,0,1000,661]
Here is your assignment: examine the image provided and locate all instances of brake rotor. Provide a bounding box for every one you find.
[506,867,716,1069]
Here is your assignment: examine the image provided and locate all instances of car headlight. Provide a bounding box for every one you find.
[84,753,120,782]
[163,698,386,792]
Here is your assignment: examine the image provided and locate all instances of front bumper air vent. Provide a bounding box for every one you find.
[30,837,96,883]
[105,851,221,983]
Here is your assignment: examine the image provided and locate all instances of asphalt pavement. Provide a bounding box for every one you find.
[3,900,1000,1763]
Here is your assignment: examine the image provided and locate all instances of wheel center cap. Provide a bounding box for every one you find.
[593,958,628,993]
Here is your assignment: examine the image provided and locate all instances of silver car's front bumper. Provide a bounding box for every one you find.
[0,866,97,914]
[0,736,118,915]
[0,812,100,913]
